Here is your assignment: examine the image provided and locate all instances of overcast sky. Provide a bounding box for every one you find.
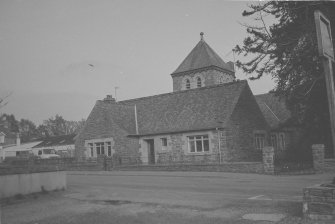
[0,0,275,124]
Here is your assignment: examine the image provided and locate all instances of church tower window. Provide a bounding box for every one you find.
[197,77,202,88]
[186,79,190,89]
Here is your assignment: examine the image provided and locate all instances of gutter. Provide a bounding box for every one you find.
[127,127,224,138]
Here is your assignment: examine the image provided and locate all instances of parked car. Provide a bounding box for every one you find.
[37,148,60,159]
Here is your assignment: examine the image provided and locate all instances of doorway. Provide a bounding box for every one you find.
[145,139,155,164]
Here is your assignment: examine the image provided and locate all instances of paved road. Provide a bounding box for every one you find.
[67,171,334,208]
[3,171,334,224]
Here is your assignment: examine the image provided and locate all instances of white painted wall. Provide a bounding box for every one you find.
[0,171,66,199]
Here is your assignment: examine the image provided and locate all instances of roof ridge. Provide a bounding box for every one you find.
[117,80,247,105]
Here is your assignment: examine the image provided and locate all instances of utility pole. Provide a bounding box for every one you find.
[114,87,119,101]
[314,10,335,157]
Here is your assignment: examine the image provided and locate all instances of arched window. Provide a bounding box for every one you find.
[219,76,224,84]
[186,79,190,89]
[197,77,202,88]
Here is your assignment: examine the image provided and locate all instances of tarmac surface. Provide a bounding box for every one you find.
[67,171,333,205]
[2,171,334,224]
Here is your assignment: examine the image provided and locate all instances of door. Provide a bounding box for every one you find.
[146,139,155,164]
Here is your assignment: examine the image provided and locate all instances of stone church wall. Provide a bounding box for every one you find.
[223,86,268,162]
[172,68,234,92]
[139,130,221,164]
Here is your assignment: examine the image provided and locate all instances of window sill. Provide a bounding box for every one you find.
[186,152,212,155]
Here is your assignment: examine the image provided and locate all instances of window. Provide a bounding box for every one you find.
[255,134,265,150]
[95,142,105,155]
[107,141,112,156]
[161,138,167,150]
[87,141,113,157]
[270,134,277,149]
[186,79,190,89]
[279,133,285,150]
[219,76,225,84]
[197,77,202,87]
[88,143,94,157]
[188,135,209,153]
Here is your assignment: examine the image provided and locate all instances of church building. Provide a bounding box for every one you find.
[75,33,269,164]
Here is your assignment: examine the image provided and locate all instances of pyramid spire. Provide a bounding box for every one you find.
[171,33,233,75]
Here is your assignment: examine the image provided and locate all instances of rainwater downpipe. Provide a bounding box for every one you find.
[216,128,221,164]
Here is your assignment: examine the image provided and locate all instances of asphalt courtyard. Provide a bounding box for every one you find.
[1,171,334,224]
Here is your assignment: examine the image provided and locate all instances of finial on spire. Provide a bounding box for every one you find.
[200,32,204,41]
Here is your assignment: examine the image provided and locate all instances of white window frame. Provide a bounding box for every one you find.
[279,133,285,150]
[88,143,94,157]
[85,138,114,158]
[107,141,112,156]
[95,142,105,155]
[188,135,209,153]
[255,133,265,150]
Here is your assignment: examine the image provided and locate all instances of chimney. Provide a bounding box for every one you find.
[227,61,235,71]
[103,95,116,103]
[16,133,20,146]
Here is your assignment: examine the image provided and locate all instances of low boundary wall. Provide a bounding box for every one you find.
[112,162,264,173]
[303,183,335,220]
[0,171,66,199]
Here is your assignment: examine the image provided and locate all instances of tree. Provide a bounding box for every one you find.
[234,1,335,156]
[40,115,86,136]
[0,113,19,133]
[19,119,39,143]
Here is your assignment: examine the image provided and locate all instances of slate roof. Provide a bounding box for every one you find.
[255,93,291,129]
[81,101,137,138]
[98,80,248,136]
[32,134,77,148]
[4,141,42,151]
[172,39,234,75]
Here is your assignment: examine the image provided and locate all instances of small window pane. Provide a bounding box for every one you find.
[203,139,209,151]
[196,140,202,152]
[161,138,167,147]
[189,141,195,152]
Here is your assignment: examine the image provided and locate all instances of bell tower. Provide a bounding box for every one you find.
[171,33,235,92]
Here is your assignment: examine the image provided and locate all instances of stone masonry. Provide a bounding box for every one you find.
[172,69,234,92]
[262,146,275,174]
[303,184,335,220]
[312,144,325,172]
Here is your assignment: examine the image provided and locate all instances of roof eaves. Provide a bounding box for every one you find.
[170,65,234,77]
[128,127,225,137]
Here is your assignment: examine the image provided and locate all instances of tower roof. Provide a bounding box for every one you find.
[172,33,234,75]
